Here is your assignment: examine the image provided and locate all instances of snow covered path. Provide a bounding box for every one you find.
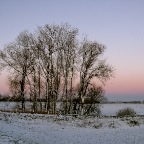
[0,113,144,144]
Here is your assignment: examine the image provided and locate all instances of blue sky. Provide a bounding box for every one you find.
[0,0,144,100]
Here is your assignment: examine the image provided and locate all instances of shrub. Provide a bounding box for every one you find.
[116,107,136,117]
[93,123,103,129]
[108,121,116,128]
[128,120,139,126]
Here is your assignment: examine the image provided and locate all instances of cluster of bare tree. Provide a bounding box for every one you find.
[0,23,113,115]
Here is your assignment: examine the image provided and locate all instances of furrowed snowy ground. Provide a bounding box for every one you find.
[1,112,144,144]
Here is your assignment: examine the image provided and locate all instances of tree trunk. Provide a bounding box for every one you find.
[33,66,37,112]
[20,71,26,112]
[38,65,42,112]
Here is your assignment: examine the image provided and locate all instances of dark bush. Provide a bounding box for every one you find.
[116,107,136,117]
[128,120,139,126]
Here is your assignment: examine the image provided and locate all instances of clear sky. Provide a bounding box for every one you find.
[0,0,144,100]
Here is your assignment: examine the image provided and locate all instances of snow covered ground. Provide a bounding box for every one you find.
[1,112,144,144]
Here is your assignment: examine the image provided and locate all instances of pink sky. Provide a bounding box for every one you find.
[0,68,143,96]
[0,72,9,94]
[105,69,144,95]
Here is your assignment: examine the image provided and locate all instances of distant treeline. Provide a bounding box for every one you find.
[0,94,51,102]
[0,94,144,104]
[106,101,144,104]
[0,95,101,104]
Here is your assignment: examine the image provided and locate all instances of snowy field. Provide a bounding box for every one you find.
[1,112,144,144]
[1,102,144,116]
[101,103,144,116]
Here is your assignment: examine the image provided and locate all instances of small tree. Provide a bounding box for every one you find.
[83,85,107,115]
[7,74,21,101]
[0,31,34,112]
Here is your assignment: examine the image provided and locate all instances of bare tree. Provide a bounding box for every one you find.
[33,24,78,114]
[78,39,113,114]
[0,23,114,115]
[0,31,33,112]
